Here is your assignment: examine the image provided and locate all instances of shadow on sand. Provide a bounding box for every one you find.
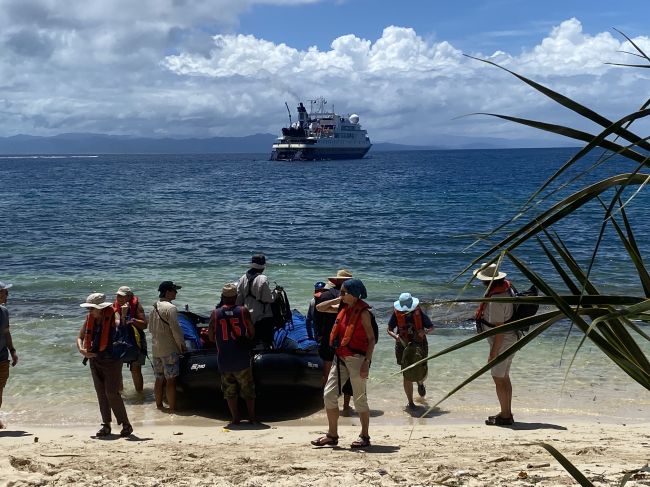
[509,422,568,431]
[173,387,325,423]
[0,430,32,438]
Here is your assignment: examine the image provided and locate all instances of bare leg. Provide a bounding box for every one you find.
[165,377,177,413]
[492,375,513,418]
[130,364,144,393]
[226,398,240,424]
[404,379,415,407]
[326,407,339,438]
[359,410,369,438]
[0,386,4,428]
[154,377,165,409]
[245,399,256,422]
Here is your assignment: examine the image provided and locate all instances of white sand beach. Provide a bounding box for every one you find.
[1,420,648,486]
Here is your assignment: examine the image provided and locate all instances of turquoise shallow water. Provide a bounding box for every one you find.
[1,149,649,425]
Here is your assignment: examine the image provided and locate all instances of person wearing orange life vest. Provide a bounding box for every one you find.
[76,293,133,438]
[113,286,148,393]
[311,278,374,449]
[473,263,516,427]
[387,293,434,409]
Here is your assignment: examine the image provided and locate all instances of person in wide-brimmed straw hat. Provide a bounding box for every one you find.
[473,263,517,427]
[387,292,434,409]
[76,292,133,438]
[473,263,507,281]
[0,280,18,429]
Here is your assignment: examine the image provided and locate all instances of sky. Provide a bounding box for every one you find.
[0,0,649,145]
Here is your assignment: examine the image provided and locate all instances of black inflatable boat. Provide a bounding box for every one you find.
[177,309,324,393]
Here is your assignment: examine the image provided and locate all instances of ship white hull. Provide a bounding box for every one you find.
[270,143,371,161]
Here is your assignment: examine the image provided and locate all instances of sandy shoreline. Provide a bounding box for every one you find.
[1,419,648,486]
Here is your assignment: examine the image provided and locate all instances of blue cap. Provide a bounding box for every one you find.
[314,281,326,290]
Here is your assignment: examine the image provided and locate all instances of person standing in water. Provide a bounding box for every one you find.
[0,281,18,429]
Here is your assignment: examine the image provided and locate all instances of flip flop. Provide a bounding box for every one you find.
[350,434,371,448]
[311,433,338,447]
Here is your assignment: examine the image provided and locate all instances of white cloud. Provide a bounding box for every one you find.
[0,4,647,144]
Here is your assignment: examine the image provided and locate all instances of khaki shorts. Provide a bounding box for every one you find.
[487,332,518,378]
[221,368,256,400]
[0,360,9,389]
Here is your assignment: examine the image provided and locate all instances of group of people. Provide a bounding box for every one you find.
[0,257,520,445]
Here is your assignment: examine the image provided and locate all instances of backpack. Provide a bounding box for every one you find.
[369,310,379,344]
[507,284,539,334]
[270,286,293,329]
[401,342,427,382]
[112,323,140,363]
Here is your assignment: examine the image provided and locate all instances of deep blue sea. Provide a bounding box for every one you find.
[1,149,648,426]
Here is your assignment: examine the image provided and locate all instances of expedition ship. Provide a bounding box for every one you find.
[270,98,372,161]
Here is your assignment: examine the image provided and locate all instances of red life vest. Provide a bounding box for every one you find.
[83,307,116,353]
[394,307,424,343]
[475,279,512,324]
[329,300,371,356]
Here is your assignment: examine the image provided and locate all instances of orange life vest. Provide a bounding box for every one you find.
[475,279,512,325]
[113,296,143,349]
[329,300,371,355]
[394,307,424,343]
[113,296,140,319]
[83,307,116,353]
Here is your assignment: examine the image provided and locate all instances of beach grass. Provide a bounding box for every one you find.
[416,29,650,485]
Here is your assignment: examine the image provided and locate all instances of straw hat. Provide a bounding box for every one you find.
[473,263,507,281]
[328,269,353,283]
[221,283,238,298]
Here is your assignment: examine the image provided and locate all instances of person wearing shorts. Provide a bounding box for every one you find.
[149,281,186,413]
[474,263,516,426]
[209,283,256,425]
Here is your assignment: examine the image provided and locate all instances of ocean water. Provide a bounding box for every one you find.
[1,149,648,426]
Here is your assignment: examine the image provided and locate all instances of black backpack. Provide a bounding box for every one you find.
[369,310,379,344]
[270,286,293,329]
[507,284,539,334]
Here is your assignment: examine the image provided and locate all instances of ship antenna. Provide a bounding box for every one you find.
[285,102,292,126]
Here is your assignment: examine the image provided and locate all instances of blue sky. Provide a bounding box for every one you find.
[237,0,646,52]
[0,0,648,145]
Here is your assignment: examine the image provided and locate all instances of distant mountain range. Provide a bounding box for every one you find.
[0,133,576,155]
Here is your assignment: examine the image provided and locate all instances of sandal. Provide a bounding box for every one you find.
[417,383,426,398]
[350,434,371,448]
[120,423,133,437]
[311,433,339,447]
[485,414,514,426]
[96,423,111,437]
